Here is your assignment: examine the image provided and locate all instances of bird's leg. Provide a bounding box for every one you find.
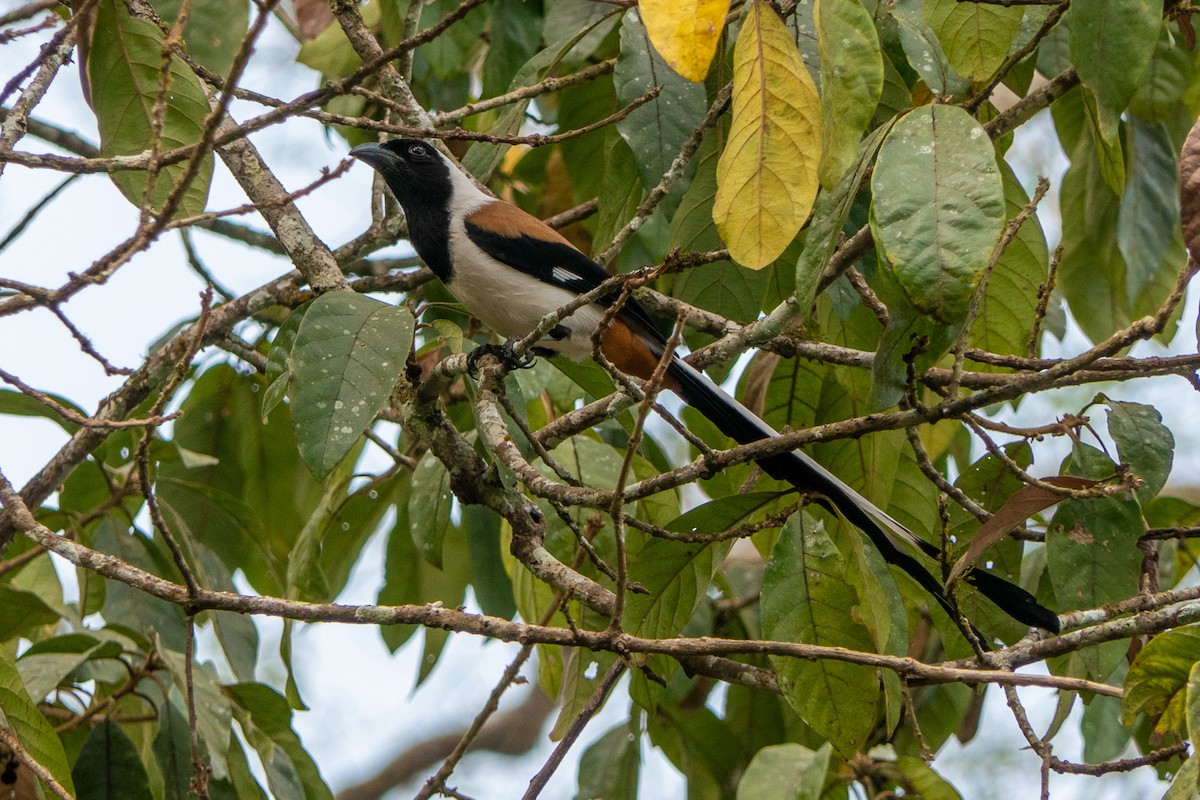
[466,336,537,376]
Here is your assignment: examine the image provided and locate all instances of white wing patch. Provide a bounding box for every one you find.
[551,266,580,286]
[446,232,607,361]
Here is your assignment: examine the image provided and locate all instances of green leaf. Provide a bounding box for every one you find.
[889,0,968,96]
[296,2,368,78]
[0,646,74,795]
[871,104,1005,323]
[1119,119,1185,303]
[1122,625,1200,736]
[616,10,707,193]
[416,0,487,79]
[93,522,188,651]
[262,301,311,419]
[1035,14,1070,77]
[481,0,543,98]
[87,0,213,217]
[922,0,1024,82]
[542,435,678,538]
[796,121,890,312]
[551,649,619,741]
[876,51,912,125]
[284,472,354,603]
[967,162,1050,362]
[1165,755,1200,800]
[378,484,420,652]
[151,0,249,75]
[160,363,329,595]
[1082,665,1131,763]
[153,702,192,800]
[462,9,620,181]
[1083,90,1127,196]
[408,450,454,569]
[463,504,517,619]
[1130,23,1197,123]
[224,683,334,800]
[159,650,231,778]
[408,0,477,114]
[900,681,974,754]
[593,131,646,256]
[416,532,472,686]
[945,444,1033,639]
[545,0,623,67]
[157,479,274,595]
[720,686,792,774]
[1069,0,1161,122]
[218,732,268,800]
[814,0,882,188]
[556,47,618,209]
[1189,661,1200,756]
[0,387,84,434]
[18,635,120,704]
[1056,122,1128,344]
[0,583,60,640]
[647,704,742,795]
[674,257,773,326]
[1047,444,1141,679]
[761,514,878,756]
[667,492,788,536]
[622,536,734,639]
[1104,398,1174,503]
[290,290,414,477]
[895,756,963,800]
[869,299,961,410]
[834,515,909,658]
[736,742,830,800]
[575,723,640,800]
[190,547,259,683]
[320,476,405,600]
[72,720,150,800]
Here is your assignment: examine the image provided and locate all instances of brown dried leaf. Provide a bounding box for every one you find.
[1178,114,1200,255]
[742,351,781,419]
[72,0,99,105]
[945,475,1097,590]
[295,0,335,40]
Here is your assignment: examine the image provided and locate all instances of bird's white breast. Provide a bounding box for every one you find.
[445,229,606,360]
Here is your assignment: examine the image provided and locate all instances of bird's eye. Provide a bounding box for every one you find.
[408,144,427,158]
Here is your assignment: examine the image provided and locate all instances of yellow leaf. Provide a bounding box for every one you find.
[639,0,731,82]
[713,0,822,269]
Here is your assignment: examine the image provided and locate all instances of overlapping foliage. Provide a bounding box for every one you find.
[3,0,1200,798]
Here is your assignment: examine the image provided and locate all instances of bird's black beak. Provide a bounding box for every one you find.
[349,143,394,171]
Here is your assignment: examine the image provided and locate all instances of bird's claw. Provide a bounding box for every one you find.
[466,337,537,377]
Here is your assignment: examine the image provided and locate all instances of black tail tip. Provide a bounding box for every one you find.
[966,570,1060,633]
[1013,597,1062,634]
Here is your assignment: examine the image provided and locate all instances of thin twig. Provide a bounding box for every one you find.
[0,367,176,429]
[183,620,211,798]
[521,660,627,799]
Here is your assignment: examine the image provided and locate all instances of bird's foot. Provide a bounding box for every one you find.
[466,337,537,377]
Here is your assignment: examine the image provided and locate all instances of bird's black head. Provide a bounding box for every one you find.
[349,139,458,279]
[349,139,453,214]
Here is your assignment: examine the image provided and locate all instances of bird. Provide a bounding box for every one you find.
[349,138,1061,635]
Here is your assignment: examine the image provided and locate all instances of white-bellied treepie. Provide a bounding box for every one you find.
[349,138,1059,634]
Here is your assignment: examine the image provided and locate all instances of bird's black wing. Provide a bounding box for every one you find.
[464,222,668,346]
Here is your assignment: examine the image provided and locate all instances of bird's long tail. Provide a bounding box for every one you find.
[666,357,1060,633]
